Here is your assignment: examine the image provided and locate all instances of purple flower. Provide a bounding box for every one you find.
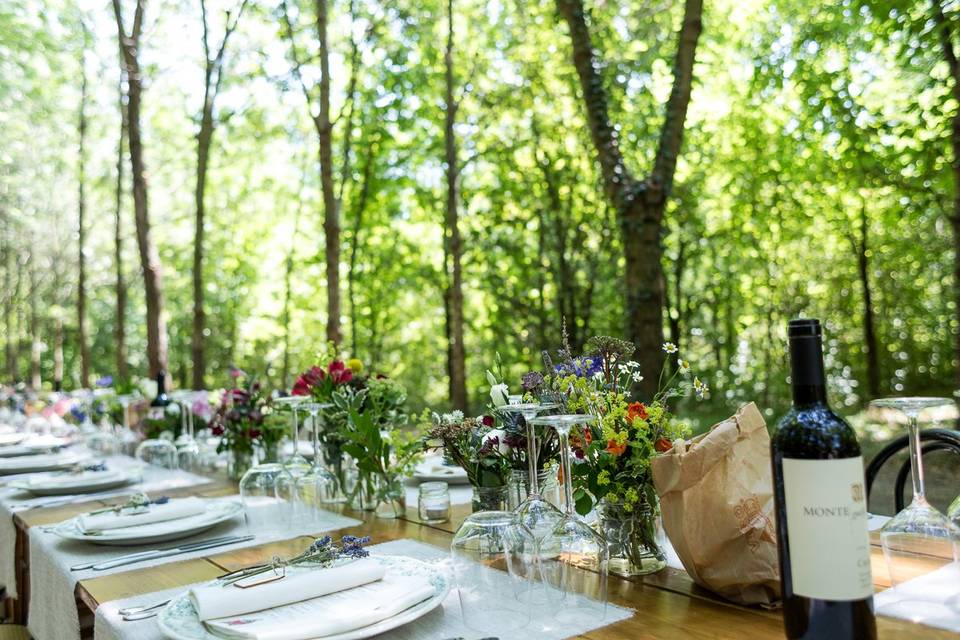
[95,375,113,387]
[521,371,544,392]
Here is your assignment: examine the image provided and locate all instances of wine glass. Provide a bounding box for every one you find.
[871,397,960,617]
[239,462,295,534]
[299,402,339,520]
[170,391,200,471]
[529,414,608,620]
[273,395,310,471]
[135,438,178,471]
[451,511,536,634]
[496,402,561,539]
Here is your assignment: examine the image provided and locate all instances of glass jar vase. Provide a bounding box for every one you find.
[374,475,407,519]
[598,495,667,576]
[506,468,560,511]
[471,485,509,513]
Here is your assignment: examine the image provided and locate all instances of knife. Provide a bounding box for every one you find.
[70,534,254,572]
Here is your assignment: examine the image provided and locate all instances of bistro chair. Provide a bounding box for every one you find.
[865,428,960,512]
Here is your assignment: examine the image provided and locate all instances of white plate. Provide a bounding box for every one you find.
[52,499,244,546]
[413,457,469,484]
[0,433,28,447]
[0,452,89,474]
[9,470,137,496]
[0,435,68,458]
[158,555,450,640]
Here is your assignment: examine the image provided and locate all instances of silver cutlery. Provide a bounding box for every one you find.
[70,534,254,571]
[118,599,170,617]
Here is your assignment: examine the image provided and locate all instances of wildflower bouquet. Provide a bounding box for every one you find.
[525,335,707,516]
[211,371,283,475]
[425,411,512,489]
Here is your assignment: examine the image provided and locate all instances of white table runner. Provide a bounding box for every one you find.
[874,561,960,632]
[27,498,361,640]
[94,538,632,640]
[0,456,214,598]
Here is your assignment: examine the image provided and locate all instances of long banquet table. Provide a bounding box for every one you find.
[5,473,959,640]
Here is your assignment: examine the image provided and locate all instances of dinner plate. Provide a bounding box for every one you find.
[0,435,68,458]
[158,555,450,640]
[52,499,244,546]
[413,456,469,484]
[0,451,89,475]
[0,432,29,447]
[8,469,138,496]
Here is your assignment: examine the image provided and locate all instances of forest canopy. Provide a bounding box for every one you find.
[1,0,958,425]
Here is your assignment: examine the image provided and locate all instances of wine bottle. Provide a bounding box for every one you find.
[771,318,876,640]
[148,370,170,421]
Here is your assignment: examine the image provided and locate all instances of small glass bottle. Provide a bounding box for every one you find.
[418,481,451,523]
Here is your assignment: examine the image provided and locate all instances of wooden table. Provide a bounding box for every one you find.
[9,487,960,639]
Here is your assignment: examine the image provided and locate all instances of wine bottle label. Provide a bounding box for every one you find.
[782,456,873,600]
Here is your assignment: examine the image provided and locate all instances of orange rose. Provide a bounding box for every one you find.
[654,437,673,453]
[606,439,627,456]
[627,402,648,423]
[583,427,593,446]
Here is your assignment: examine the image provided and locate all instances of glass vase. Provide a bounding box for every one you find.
[228,450,253,482]
[351,471,379,511]
[506,469,559,511]
[472,485,509,513]
[321,440,348,503]
[374,475,407,519]
[599,495,666,576]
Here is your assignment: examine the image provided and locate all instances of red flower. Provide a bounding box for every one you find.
[212,425,225,436]
[328,360,353,384]
[627,402,648,423]
[606,439,627,456]
[655,437,673,453]
[247,428,262,439]
[481,415,495,427]
[292,366,325,395]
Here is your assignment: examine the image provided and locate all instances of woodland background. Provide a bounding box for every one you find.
[1,0,958,429]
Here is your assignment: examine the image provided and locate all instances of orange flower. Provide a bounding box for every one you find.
[627,402,648,423]
[583,427,593,446]
[654,437,673,453]
[606,439,627,456]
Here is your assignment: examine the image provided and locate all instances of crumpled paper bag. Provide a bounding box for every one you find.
[651,402,780,605]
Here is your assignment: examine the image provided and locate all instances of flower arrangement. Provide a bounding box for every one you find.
[292,349,413,513]
[211,370,284,477]
[426,411,512,489]
[524,335,706,516]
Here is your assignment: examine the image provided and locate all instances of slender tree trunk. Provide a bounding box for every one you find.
[281,167,306,390]
[29,261,40,389]
[348,140,375,357]
[933,0,960,391]
[115,77,129,383]
[77,40,91,388]
[314,0,342,345]
[113,0,169,379]
[11,254,22,382]
[851,202,880,398]
[2,225,14,381]
[443,0,468,411]
[53,317,64,391]
[556,0,702,395]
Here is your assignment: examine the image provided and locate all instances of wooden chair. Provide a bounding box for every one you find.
[865,428,960,512]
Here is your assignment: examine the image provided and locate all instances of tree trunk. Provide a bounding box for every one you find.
[348,139,375,357]
[53,317,64,391]
[115,76,129,383]
[556,0,702,395]
[315,0,341,345]
[77,39,91,389]
[855,202,880,398]
[933,0,960,392]
[2,224,14,382]
[281,163,307,389]
[29,261,40,389]
[113,0,169,379]
[444,0,468,412]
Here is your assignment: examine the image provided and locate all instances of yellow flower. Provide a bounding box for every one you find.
[346,358,364,374]
[597,470,611,486]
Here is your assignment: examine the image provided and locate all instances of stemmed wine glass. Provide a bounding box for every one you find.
[273,395,310,471]
[496,402,560,539]
[170,390,200,471]
[871,397,960,616]
[299,402,339,520]
[529,414,607,619]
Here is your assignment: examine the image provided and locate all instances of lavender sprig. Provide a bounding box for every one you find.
[218,535,371,587]
[86,493,170,516]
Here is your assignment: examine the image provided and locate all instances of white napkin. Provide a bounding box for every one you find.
[874,562,960,632]
[204,571,435,640]
[78,496,207,532]
[0,433,27,446]
[192,558,386,621]
[28,469,125,488]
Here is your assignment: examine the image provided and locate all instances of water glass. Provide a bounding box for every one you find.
[451,511,535,634]
[135,439,178,470]
[418,481,450,523]
[239,463,295,534]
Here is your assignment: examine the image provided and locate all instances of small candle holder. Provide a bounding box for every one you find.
[418,481,451,523]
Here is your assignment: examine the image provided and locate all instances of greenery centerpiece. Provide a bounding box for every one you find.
[524,335,706,575]
[211,371,282,480]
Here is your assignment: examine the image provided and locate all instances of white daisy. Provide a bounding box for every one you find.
[662,342,678,354]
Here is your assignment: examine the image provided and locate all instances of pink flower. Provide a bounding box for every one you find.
[229,366,246,380]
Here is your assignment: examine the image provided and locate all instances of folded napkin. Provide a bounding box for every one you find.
[192,557,386,622]
[204,570,434,640]
[0,433,27,446]
[874,562,960,633]
[28,469,124,488]
[0,452,79,470]
[78,496,207,533]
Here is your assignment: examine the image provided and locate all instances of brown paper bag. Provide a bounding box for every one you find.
[651,402,780,605]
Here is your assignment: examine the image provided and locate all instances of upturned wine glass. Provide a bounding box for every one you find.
[529,414,608,620]
[299,402,339,520]
[496,402,561,539]
[871,397,960,617]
